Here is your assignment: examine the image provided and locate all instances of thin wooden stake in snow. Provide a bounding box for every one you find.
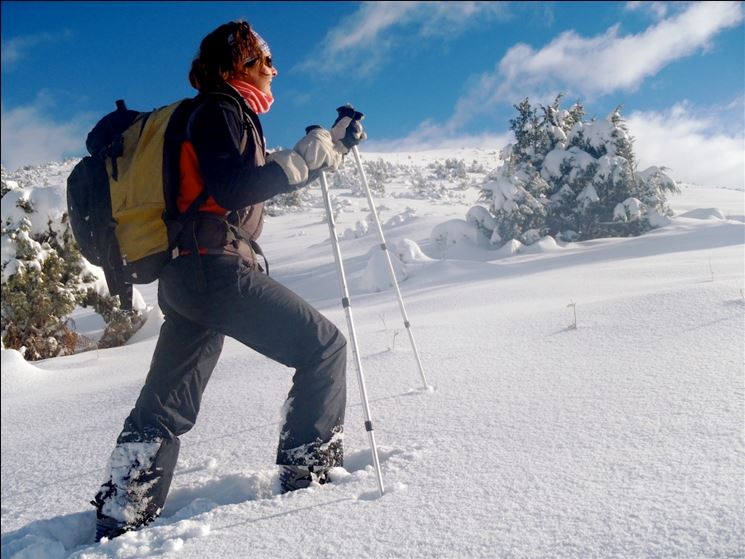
[567,301,577,330]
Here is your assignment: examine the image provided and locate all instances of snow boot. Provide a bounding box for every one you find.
[93,502,158,542]
[279,464,330,493]
[91,480,158,542]
[93,508,159,542]
[94,511,131,542]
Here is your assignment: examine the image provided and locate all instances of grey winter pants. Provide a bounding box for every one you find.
[96,255,346,521]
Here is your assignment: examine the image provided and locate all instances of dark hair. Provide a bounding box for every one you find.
[188,20,261,91]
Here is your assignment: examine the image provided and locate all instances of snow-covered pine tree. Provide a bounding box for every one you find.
[472,96,678,246]
[1,164,144,360]
[1,214,80,359]
[478,98,551,245]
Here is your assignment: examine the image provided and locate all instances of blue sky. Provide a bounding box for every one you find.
[1,1,744,188]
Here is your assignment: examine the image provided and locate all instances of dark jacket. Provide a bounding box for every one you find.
[178,85,296,258]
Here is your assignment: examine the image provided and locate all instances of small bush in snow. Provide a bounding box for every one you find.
[409,171,450,200]
[1,163,143,360]
[431,219,480,255]
[329,157,389,196]
[428,158,468,181]
[1,217,81,359]
[472,96,679,246]
[391,158,480,202]
[265,187,316,216]
[468,160,487,174]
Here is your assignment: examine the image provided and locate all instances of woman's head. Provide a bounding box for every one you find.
[189,20,276,93]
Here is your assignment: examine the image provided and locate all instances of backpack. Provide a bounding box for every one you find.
[66,95,245,310]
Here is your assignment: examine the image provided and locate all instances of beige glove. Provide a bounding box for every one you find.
[266,150,308,186]
[294,127,343,172]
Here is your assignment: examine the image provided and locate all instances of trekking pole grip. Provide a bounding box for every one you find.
[334,104,365,152]
[336,104,364,123]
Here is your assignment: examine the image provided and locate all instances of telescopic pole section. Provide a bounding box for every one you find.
[319,170,384,497]
[350,146,431,391]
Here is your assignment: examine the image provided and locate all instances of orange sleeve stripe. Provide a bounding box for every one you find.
[178,141,229,215]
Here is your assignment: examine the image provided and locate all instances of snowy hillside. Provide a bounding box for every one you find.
[1,149,744,558]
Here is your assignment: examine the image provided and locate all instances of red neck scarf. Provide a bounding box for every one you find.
[227,79,274,114]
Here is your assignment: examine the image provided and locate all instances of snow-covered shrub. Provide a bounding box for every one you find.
[359,158,396,195]
[465,205,497,242]
[385,206,418,228]
[265,187,316,216]
[470,96,679,246]
[1,163,144,360]
[1,217,80,359]
[411,171,450,200]
[430,219,480,255]
[341,219,369,240]
[428,158,468,181]
[320,193,352,224]
[468,160,487,174]
[392,170,449,201]
[267,157,404,217]
[359,245,407,293]
[329,157,389,196]
[392,238,433,264]
[390,158,478,202]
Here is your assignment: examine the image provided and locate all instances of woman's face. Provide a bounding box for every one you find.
[241,56,277,95]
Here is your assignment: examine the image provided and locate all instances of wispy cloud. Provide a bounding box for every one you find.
[296,1,511,76]
[447,1,743,129]
[1,93,91,171]
[1,30,72,69]
[625,1,670,20]
[629,101,745,190]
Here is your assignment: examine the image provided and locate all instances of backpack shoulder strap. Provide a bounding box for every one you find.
[192,91,251,154]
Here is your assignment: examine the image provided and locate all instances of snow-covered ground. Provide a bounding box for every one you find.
[2,150,744,558]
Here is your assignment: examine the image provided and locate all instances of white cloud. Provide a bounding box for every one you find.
[1,31,72,69]
[448,1,743,129]
[625,1,670,20]
[628,102,745,190]
[296,1,511,76]
[1,94,90,171]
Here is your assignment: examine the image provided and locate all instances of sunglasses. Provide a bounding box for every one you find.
[245,55,273,69]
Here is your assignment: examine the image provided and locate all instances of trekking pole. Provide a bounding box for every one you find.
[338,107,430,391]
[318,165,385,497]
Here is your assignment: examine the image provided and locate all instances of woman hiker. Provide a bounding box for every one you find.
[91,20,365,541]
